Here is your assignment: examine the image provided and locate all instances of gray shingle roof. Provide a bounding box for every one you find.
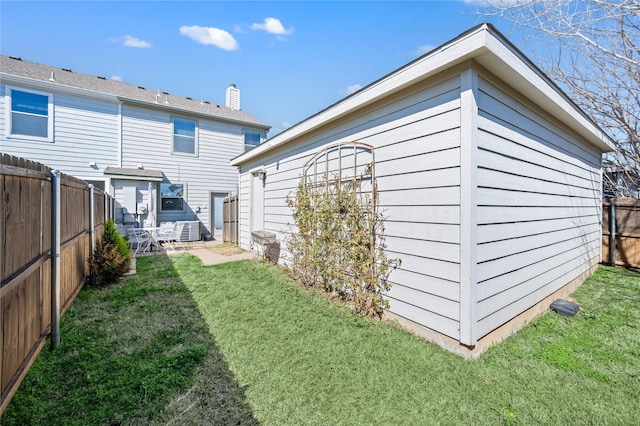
[0,55,269,129]
[103,166,164,180]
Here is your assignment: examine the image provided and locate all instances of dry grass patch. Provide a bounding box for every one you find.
[206,243,246,256]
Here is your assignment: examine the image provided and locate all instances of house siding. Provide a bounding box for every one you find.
[120,104,246,232]
[232,25,612,356]
[239,75,464,339]
[474,75,602,338]
[0,84,119,180]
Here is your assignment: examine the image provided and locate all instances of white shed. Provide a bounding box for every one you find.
[231,24,614,357]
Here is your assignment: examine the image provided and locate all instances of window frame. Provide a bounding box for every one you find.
[6,86,54,142]
[243,128,264,152]
[159,182,187,212]
[171,116,198,157]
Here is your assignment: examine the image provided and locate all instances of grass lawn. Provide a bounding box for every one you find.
[3,254,639,425]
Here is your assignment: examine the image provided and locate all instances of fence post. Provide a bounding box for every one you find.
[89,184,95,255]
[609,200,616,267]
[103,191,108,224]
[50,170,61,350]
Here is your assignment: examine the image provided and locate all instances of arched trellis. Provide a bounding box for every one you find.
[301,141,377,213]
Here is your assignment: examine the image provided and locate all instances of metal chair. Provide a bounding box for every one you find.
[125,225,151,255]
[156,222,185,251]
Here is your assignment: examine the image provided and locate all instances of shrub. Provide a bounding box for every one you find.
[88,220,131,286]
[102,219,131,270]
[286,174,399,317]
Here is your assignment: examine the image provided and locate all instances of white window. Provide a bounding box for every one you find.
[172,117,197,155]
[160,182,186,212]
[7,87,53,141]
[244,129,263,152]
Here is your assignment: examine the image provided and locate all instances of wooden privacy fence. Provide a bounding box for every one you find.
[223,195,238,244]
[602,198,640,268]
[0,154,113,413]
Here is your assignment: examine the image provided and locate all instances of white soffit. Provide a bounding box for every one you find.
[232,24,613,166]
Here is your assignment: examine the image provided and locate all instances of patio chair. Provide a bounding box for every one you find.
[125,225,151,255]
[156,222,186,251]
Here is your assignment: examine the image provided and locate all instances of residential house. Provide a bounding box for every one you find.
[1,55,270,239]
[231,24,614,357]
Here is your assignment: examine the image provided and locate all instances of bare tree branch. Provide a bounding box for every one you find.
[481,0,640,197]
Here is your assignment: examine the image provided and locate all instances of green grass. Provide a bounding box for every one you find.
[3,255,639,425]
[1,255,256,425]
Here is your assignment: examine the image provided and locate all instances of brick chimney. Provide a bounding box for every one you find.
[225,84,240,110]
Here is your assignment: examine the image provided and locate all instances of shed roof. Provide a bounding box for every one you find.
[0,55,270,130]
[103,166,164,181]
[232,23,613,166]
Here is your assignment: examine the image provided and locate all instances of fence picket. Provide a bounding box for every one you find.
[602,199,640,268]
[1,154,111,413]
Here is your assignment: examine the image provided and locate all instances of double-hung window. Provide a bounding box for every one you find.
[160,182,185,212]
[8,87,53,140]
[172,117,197,155]
[244,129,263,152]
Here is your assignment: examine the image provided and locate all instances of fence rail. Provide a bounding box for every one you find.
[602,198,640,268]
[1,154,112,413]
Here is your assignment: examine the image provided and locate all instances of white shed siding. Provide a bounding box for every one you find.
[239,76,464,339]
[474,75,602,338]
[120,104,245,232]
[0,84,119,180]
[238,172,252,249]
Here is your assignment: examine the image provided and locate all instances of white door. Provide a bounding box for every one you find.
[209,192,226,238]
[251,173,264,232]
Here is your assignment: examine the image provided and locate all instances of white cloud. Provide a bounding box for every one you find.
[346,84,362,95]
[123,35,152,48]
[251,17,294,36]
[111,75,123,82]
[414,44,436,57]
[269,121,294,137]
[179,25,239,51]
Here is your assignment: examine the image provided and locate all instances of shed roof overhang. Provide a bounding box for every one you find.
[232,23,614,167]
[103,166,164,181]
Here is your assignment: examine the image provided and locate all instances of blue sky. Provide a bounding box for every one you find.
[1,1,512,136]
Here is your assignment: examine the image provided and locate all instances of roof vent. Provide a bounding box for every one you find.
[9,56,21,61]
[225,83,240,110]
[49,72,56,82]
[62,68,72,72]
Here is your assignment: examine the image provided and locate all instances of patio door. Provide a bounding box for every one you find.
[210,192,226,239]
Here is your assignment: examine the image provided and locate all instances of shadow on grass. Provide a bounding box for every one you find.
[2,254,258,426]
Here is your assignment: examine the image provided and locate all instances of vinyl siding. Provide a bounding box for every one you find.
[1,83,119,181]
[120,104,247,233]
[474,75,602,338]
[239,75,463,339]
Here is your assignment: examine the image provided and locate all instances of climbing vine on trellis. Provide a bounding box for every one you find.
[286,142,399,317]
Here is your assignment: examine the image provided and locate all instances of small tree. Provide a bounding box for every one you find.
[286,175,398,317]
[88,220,131,286]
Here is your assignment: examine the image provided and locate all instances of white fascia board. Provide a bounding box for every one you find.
[0,73,119,103]
[231,23,613,167]
[232,27,488,167]
[104,174,163,182]
[480,29,614,153]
